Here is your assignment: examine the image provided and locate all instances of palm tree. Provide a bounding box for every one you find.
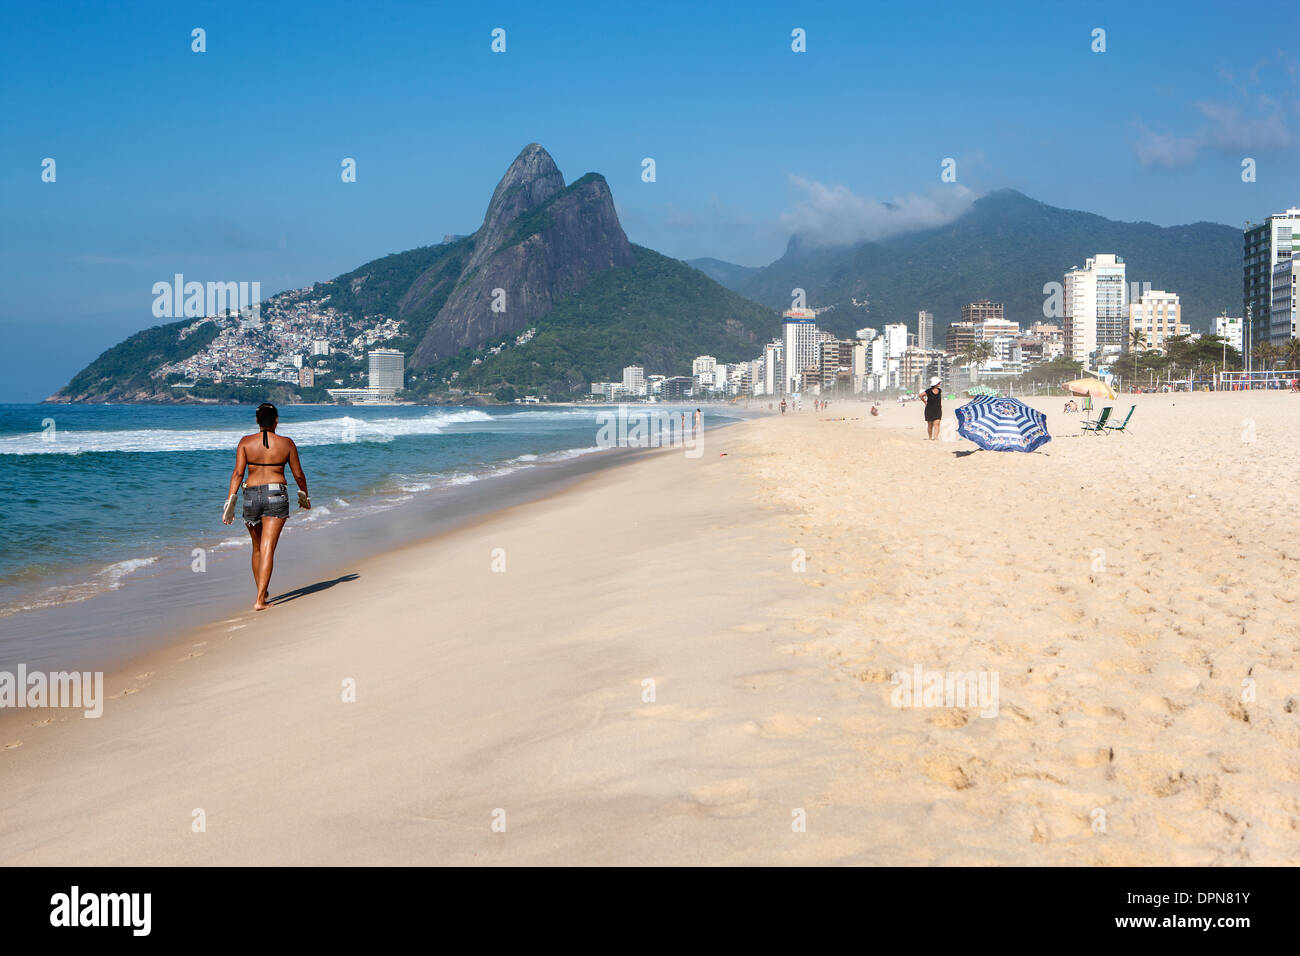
[957,343,978,383]
[961,342,995,385]
[1254,341,1280,371]
[1129,328,1147,351]
[1282,337,1300,371]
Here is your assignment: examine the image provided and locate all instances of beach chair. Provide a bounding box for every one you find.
[1080,406,1112,434]
[1106,404,1135,433]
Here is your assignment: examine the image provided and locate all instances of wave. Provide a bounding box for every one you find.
[0,555,159,618]
[0,409,496,455]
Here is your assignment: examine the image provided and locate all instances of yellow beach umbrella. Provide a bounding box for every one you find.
[1064,378,1116,400]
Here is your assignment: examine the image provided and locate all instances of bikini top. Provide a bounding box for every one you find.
[249,429,290,467]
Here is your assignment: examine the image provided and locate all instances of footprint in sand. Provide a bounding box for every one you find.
[927,710,971,729]
[134,672,154,681]
[3,741,21,750]
[31,718,53,728]
[228,624,246,631]
[922,755,976,790]
[686,778,760,817]
[744,713,821,738]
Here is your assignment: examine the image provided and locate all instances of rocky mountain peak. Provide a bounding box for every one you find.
[475,143,566,252]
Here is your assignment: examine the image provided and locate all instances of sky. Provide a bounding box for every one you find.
[2,0,1297,401]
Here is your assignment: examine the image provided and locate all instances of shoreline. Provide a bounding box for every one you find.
[0,408,746,675]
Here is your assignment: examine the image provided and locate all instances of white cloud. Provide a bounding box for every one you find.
[779,177,976,248]
[1133,56,1298,167]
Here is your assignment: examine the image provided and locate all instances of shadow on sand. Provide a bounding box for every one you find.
[270,573,360,606]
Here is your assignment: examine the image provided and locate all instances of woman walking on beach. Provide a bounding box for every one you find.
[222,403,310,610]
[921,376,943,440]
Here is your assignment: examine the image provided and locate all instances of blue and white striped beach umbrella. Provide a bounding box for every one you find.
[953,396,1051,453]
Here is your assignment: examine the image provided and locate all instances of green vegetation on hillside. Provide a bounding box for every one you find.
[314,237,474,356]
[59,318,220,397]
[737,190,1240,339]
[431,245,779,395]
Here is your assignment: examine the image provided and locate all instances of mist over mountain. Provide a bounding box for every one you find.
[691,189,1240,341]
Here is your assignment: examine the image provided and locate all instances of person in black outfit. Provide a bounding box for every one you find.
[921,376,943,440]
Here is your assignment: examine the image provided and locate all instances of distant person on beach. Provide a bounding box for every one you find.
[780,399,787,414]
[921,376,943,440]
[870,402,880,417]
[694,408,702,437]
[222,403,310,611]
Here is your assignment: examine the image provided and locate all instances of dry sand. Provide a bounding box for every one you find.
[1,391,1297,864]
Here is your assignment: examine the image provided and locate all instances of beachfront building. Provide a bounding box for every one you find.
[368,348,405,397]
[1271,259,1299,343]
[622,365,646,397]
[916,311,933,350]
[659,376,692,400]
[882,323,909,360]
[760,342,783,396]
[1244,207,1300,347]
[691,355,718,390]
[946,320,977,354]
[961,299,1004,326]
[977,317,1020,341]
[1128,290,1187,351]
[1215,315,1244,352]
[815,340,855,393]
[900,347,947,393]
[1064,254,1127,363]
[781,308,818,393]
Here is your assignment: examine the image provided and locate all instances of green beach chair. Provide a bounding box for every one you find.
[1080,406,1112,434]
[1106,404,1135,433]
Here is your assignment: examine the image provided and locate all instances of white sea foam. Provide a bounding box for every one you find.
[0,409,495,455]
[0,555,160,618]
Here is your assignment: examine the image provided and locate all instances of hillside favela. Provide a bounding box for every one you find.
[1,0,1296,929]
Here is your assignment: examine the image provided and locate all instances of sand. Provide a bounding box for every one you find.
[1,391,1297,865]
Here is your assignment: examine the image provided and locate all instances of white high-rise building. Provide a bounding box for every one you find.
[782,309,818,393]
[916,311,933,351]
[311,339,331,356]
[1214,315,1244,352]
[1064,254,1127,363]
[692,355,717,379]
[851,341,868,393]
[762,342,783,396]
[856,327,878,342]
[1271,260,1299,343]
[1128,290,1187,351]
[367,348,404,395]
[622,365,646,397]
[883,323,909,360]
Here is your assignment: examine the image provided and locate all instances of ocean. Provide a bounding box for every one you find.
[0,402,737,670]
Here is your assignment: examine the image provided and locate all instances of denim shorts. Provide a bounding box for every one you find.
[242,482,290,525]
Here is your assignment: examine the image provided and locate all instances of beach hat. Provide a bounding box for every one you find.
[930,376,941,386]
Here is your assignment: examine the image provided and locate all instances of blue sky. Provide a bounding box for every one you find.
[2,0,1296,400]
